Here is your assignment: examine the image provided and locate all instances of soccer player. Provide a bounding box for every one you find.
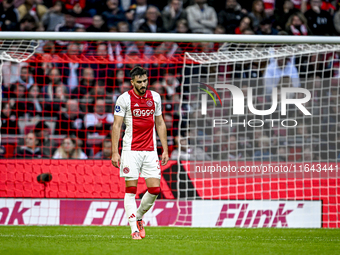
[111,66,169,240]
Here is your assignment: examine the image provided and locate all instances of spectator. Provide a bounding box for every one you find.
[256,18,279,35]
[154,41,183,59]
[18,14,37,31]
[161,71,180,100]
[120,0,136,11]
[84,98,114,135]
[277,147,288,161]
[1,102,19,135]
[56,43,83,91]
[186,0,217,34]
[162,0,187,32]
[253,135,273,161]
[175,18,191,33]
[264,56,300,95]
[262,0,275,17]
[301,145,314,162]
[18,65,34,89]
[88,43,116,91]
[43,68,69,99]
[125,32,154,61]
[14,131,46,158]
[138,5,165,32]
[71,67,96,99]
[54,99,86,141]
[0,146,6,158]
[84,81,114,111]
[54,85,69,104]
[55,11,84,32]
[9,82,26,100]
[86,15,107,32]
[17,0,47,21]
[102,0,126,29]
[304,0,335,35]
[170,137,211,160]
[8,83,28,118]
[41,1,65,31]
[301,0,336,14]
[286,12,311,35]
[218,0,246,34]
[243,28,255,34]
[273,0,299,31]
[333,5,340,34]
[93,139,112,159]
[235,16,253,34]
[126,0,148,32]
[117,20,130,32]
[113,79,131,102]
[227,135,244,160]
[0,0,19,31]
[26,84,43,117]
[34,121,56,157]
[84,0,106,16]
[53,136,88,159]
[59,0,86,16]
[248,0,265,31]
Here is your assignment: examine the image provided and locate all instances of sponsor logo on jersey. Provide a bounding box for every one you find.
[115,105,121,113]
[123,167,130,174]
[133,109,155,117]
[146,100,153,107]
[134,103,139,107]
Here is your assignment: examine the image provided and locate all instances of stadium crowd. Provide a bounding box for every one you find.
[0,0,339,161]
[1,0,340,35]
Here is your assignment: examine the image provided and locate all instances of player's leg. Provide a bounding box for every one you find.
[124,179,141,239]
[120,151,142,239]
[136,178,160,238]
[136,151,161,238]
[136,177,160,220]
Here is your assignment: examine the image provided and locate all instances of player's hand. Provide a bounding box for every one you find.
[161,151,169,166]
[111,152,120,168]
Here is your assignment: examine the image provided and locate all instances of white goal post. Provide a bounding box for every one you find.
[0,32,339,228]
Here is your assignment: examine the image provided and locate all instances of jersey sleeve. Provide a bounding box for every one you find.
[114,94,127,117]
[154,93,162,116]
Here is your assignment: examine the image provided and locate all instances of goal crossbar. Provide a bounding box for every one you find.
[1,32,340,44]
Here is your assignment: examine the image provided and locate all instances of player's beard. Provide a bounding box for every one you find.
[136,86,147,95]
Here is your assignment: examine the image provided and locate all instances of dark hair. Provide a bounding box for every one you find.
[130,66,147,80]
[20,14,36,25]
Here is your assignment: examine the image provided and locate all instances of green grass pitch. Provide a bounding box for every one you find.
[0,226,339,255]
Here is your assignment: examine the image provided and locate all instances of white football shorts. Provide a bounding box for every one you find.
[120,150,161,180]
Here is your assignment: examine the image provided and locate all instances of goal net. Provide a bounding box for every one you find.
[175,42,339,228]
[0,39,39,148]
[0,34,339,228]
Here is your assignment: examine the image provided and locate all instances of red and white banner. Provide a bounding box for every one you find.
[0,199,321,228]
[0,199,183,226]
[191,201,322,228]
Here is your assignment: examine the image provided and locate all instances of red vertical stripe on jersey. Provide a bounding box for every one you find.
[129,89,156,151]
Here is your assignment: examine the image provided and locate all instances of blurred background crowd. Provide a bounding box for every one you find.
[0,0,339,161]
[1,0,340,35]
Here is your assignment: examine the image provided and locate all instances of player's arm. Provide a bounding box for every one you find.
[111,115,124,168]
[155,114,169,166]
